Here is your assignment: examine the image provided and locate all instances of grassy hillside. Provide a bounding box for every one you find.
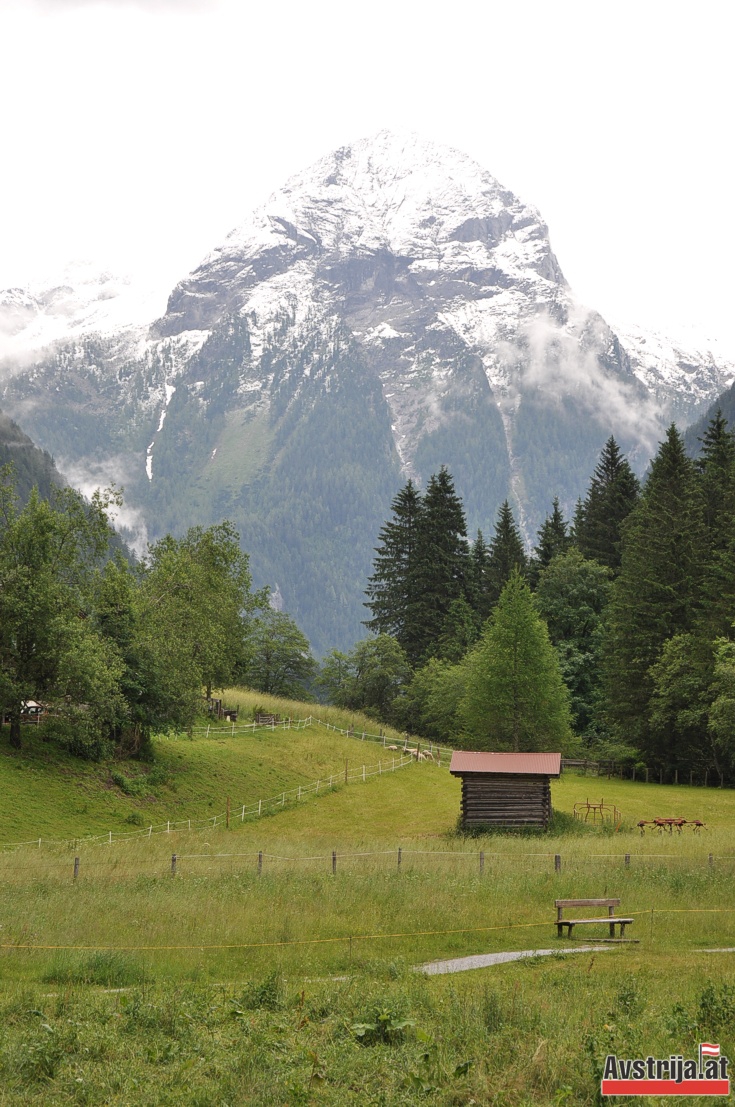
[0,690,413,845]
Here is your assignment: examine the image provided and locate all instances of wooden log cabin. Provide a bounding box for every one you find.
[449,751,561,830]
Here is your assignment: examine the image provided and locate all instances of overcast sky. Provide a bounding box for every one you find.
[2,0,733,352]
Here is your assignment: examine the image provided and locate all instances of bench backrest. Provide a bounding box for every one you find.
[555,899,620,908]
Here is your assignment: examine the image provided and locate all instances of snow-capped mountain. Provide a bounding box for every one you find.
[1,132,732,651]
[0,261,167,361]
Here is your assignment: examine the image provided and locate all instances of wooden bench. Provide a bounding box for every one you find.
[555,898,633,939]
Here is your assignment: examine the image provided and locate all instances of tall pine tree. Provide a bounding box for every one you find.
[365,469,470,666]
[575,437,640,571]
[602,425,704,756]
[529,497,571,585]
[486,500,527,605]
[364,480,424,661]
[411,467,469,663]
[696,411,735,638]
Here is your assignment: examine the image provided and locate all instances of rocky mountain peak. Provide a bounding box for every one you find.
[155,130,564,338]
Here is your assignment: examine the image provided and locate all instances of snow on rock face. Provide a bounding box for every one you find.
[155,131,564,338]
[140,130,734,514]
[613,319,735,418]
[0,261,170,366]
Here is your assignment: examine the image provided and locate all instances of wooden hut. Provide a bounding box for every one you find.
[449,751,561,830]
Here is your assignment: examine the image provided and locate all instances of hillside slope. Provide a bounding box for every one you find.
[0,705,415,845]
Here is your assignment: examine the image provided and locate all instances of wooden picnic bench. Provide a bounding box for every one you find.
[555,898,634,939]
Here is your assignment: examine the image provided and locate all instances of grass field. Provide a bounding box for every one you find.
[1,690,735,1104]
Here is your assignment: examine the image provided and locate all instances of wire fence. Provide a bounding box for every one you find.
[193,713,453,762]
[0,748,418,853]
[4,846,734,884]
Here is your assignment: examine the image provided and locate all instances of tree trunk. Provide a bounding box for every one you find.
[9,707,21,750]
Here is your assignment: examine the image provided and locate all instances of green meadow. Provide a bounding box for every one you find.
[1,692,735,1104]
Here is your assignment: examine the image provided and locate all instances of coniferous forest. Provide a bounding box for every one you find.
[5,412,735,785]
[322,416,735,784]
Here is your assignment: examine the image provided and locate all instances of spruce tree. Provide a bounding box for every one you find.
[486,500,527,605]
[435,595,482,663]
[602,425,704,756]
[411,467,469,663]
[535,548,611,735]
[575,437,640,571]
[696,411,735,638]
[467,530,492,620]
[460,569,573,752]
[364,480,424,662]
[529,497,571,585]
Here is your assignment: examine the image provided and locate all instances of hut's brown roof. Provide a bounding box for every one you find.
[449,751,561,777]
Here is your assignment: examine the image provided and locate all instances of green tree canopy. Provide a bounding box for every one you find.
[529,497,571,586]
[535,548,612,736]
[648,633,715,774]
[364,479,425,663]
[460,570,573,752]
[708,637,735,783]
[0,468,120,750]
[575,436,640,571]
[319,635,410,720]
[245,608,316,699]
[411,467,469,663]
[602,425,704,751]
[485,500,527,606]
[696,411,735,638]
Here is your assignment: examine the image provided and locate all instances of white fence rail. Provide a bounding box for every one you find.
[0,746,418,853]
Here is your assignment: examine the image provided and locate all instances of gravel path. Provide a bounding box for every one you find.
[417,946,615,975]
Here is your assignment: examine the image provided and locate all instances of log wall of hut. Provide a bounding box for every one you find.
[459,773,552,829]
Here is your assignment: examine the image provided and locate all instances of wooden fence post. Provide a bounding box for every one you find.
[709,853,714,869]
[171,854,177,876]
[624,854,630,868]
[73,856,80,881]
[258,851,263,875]
[398,847,402,872]
[555,854,561,873]
[332,850,337,875]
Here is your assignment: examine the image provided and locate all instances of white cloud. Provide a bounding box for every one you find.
[56,454,149,554]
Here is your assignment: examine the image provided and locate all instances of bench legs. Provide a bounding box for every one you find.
[558,922,627,939]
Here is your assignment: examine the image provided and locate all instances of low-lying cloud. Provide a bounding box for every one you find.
[56,454,149,557]
[501,305,666,457]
